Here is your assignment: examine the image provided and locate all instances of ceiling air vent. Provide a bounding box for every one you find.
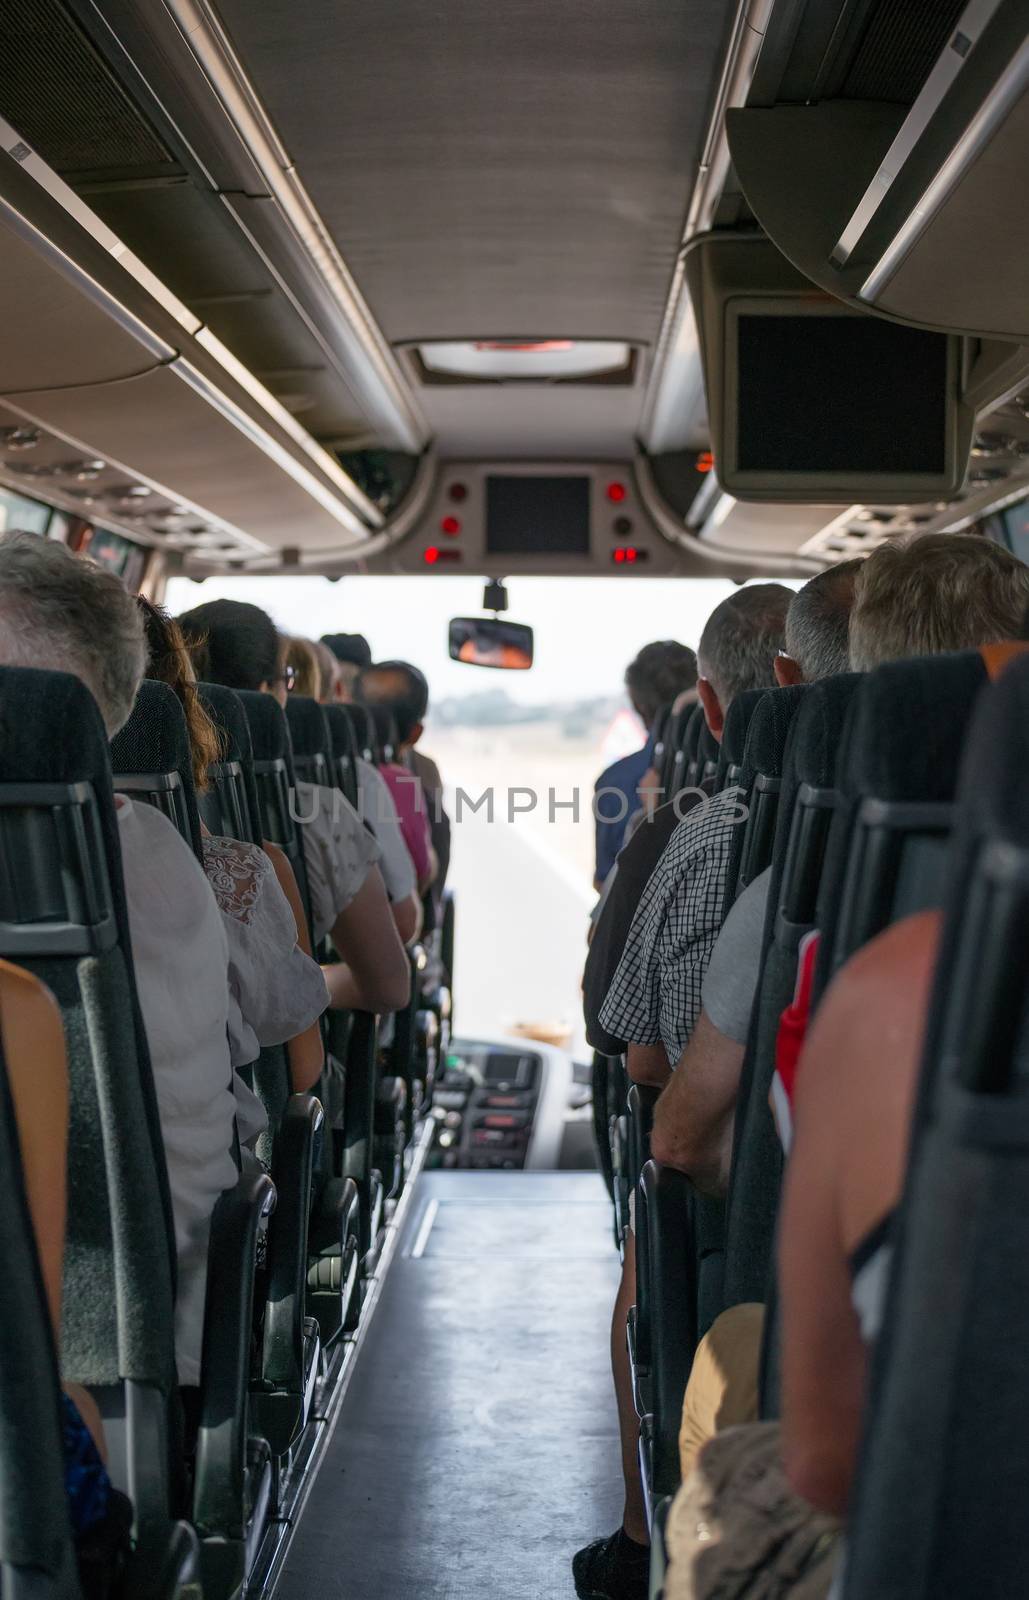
[0,0,175,175]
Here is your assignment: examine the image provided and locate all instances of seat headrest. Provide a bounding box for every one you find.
[236,687,292,769]
[198,680,252,765]
[789,673,863,791]
[842,651,989,805]
[109,680,203,858]
[285,694,332,758]
[323,702,359,760]
[336,701,376,759]
[955,651,1029,851]
[741,684,807,781]
[717,687,766,778]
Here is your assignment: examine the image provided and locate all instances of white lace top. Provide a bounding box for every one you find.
[295,781,382,944]
[203,834,330,1146]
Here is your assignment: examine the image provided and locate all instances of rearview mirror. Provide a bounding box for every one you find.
[448,617,534,671]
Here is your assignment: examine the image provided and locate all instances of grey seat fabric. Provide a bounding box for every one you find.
[109,680,203,861]
[197,682,262,848]
[0,1040,78,1598]
[724,685,807,917]
[0,667,178,1541]
[843,655,1029,1600]
[322,703,362,810]
[722,675,860,1313]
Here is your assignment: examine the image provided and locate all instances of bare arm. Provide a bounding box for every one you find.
[322,864,411,1015]
[626,1040,672,1089]
[261,841,325,1094]
[650,1009,745,1195]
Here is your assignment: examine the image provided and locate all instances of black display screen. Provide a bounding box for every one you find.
[735,314,948,476]
[485,475,591,556]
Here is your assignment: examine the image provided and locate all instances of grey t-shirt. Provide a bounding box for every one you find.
[701,867,773,1044]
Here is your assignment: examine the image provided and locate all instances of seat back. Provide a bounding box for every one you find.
[674,703,705,795]
[336,701,376,764]
[725,686,807,916]
[843,655,1029,1600]
[285,695,333,788]
[196,682,261,847]
[697,722,719,787]
[0,667,177,1546]
[659,699,694,798]
[713,688,764,794]
[0,1031,78,1598]
[236,689,312,914]
[815,651,989,997]
[109,680,203,860]
[322,703,362,809]
[722,674,861,1310]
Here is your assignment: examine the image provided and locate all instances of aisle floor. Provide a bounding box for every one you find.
[276,1170,623,1600]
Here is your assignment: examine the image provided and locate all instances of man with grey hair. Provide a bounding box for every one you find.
[0,528,146,734]
[774,559,862,685]
[0,530,239,1389]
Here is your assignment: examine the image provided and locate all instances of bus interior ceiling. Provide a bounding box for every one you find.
[0,3,1027,1600]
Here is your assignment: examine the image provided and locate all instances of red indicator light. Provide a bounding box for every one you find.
[611,546,648,566]
[613,548,625,563]
[424,546,440,564]
[606,481,627,504]
[441,514,461,535]
[448,482,468,503]
[696,450,714,474]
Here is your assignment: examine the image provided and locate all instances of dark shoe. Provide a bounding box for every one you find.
[572,1529,650,1600]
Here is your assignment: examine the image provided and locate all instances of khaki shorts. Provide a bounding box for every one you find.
[678,1303,765,1480]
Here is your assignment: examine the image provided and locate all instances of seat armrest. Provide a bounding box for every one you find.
[193,1172,276,1539]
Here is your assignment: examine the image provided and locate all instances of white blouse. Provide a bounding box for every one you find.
[294,781,381,944]
[116,797,238,1387]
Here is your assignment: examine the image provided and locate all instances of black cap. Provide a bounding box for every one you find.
[321,632,371,668]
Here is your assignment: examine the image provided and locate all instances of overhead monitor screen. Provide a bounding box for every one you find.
[485,475,591,557]
[734,313,948,476]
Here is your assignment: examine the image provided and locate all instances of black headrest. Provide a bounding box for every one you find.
[109,680,203,859]
[336,701,376,761]
[841,651,990,806]
[716,688,765,783]
[236,688,294,775]
[740,685,808,782]
[683,702,704,763]
[285,694,332,758]
[0,667,132,950]
[198,680,251,765]
[790,672,863,792]
[957,652,1029,848]
[323,702,359,763]
[197,681,262,846]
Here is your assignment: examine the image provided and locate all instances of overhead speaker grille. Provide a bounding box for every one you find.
[0,0,174,174]
[842,0,968,104]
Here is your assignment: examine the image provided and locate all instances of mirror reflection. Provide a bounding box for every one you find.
[448,616,534,671]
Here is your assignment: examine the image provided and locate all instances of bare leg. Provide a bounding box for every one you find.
[612,1230,648,1546]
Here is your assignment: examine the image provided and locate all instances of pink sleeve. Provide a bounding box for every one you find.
[385,767,432,883]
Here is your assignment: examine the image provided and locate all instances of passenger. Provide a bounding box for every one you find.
[140,599,328,1095]
[356,659,451,898]
[0,533,237,1388]
[362,697,433,891]
[593,640,698,890]
[575,583,792,1600]
[0,960,132,1576]
[649,562,862,1191]
[321,631,372,701]
[286,636,323,699]
[178,599,409,1014]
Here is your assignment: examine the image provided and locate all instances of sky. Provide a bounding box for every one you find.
[165,573,799,706]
